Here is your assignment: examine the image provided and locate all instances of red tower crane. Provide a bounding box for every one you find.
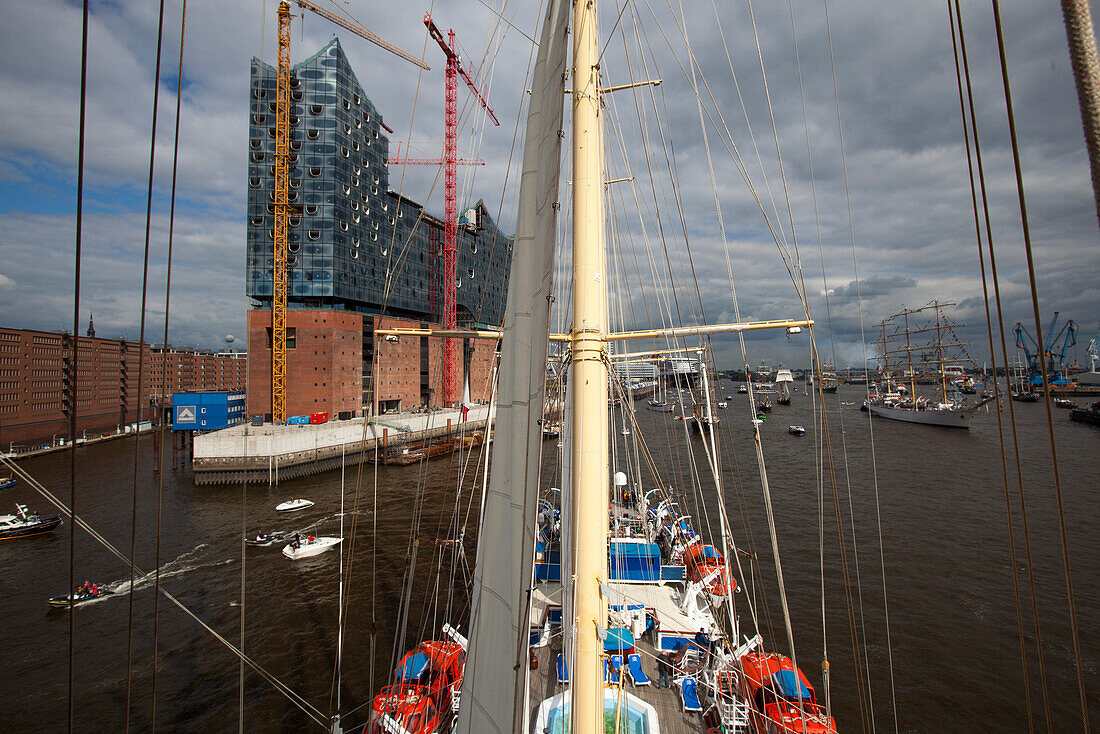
[389,13,498,406]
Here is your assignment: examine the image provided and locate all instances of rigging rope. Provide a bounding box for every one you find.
[67,4,91,731]
[0,456,331,730]
[989,2,1089,729]
[947,3,1035,730]
[153,4,188,730]
[127,3,168,730]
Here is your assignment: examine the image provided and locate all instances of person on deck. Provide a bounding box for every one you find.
[657,652,672,689]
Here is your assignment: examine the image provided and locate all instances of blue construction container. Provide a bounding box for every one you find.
[287,415,310,425]
[172,391,246,431]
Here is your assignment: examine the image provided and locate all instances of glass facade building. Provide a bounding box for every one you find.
[247,38,511,326]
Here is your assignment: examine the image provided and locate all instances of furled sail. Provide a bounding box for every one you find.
[455,0,569,731]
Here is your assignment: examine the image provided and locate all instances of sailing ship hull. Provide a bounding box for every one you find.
[868,403,971,428]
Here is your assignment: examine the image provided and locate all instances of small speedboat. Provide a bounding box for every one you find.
[738,385,748,394]
[275,498,314,512]
[0,476,17,491]
[48,583,114,608]
[788,425,806,436]
[246,531,288,547]
[717,401,728,409]
[1054,398,1076,409]
[282,535,342,560]
[0,503,62,540]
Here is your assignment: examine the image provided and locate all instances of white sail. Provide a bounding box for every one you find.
[456,1,569,730]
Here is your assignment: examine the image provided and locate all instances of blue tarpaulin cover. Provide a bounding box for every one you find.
[771,669,811,699]
[700,545,719,558]
[603,627,635,652]
[398,652,430,680]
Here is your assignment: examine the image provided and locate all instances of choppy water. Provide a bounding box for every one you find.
[3,384,1097,731]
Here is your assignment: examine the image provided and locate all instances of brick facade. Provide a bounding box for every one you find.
[246,310,498,418]
[246,309,363,419]
[0,327,153,447]
[150,347,247,401]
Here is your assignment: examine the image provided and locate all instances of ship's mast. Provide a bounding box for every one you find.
[569,0,609,729]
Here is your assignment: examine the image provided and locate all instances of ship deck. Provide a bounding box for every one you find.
[529,632,710,734]
[527,581,720,733]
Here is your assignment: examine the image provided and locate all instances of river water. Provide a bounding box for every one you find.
[3,384,1097,732]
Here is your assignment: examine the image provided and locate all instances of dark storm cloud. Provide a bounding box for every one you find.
[828,276,918,303]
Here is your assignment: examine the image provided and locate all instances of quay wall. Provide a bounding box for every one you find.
[192,406,491,485]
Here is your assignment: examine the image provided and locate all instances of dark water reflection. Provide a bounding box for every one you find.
[3,385,1097,731]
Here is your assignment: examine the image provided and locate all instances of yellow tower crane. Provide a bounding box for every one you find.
[271,1,428,423]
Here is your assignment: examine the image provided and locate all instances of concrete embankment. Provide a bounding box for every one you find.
[192,405,491,485]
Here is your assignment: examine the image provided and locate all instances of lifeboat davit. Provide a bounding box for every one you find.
[684,544,737,595]
[739,651,837,734]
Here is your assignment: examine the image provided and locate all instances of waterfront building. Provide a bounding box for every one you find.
[0,327,151,448]
[246,38,511,419]
[0,328,250,447]
[150,346,247,403]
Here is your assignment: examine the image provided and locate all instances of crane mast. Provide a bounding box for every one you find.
[272,1,292,423]
[422,13,499,405]
[270,1,427,422]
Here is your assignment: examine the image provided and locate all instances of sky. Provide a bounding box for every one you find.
[0,0,1096,371]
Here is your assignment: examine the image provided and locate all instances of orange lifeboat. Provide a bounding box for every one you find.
[739,651,836,734]
[364,640,465,733]
[683,544,737,595]
[364,684,443,734]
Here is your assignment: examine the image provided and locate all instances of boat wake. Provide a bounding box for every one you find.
[106,544,234,597]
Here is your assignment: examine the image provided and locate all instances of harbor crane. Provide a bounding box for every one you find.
[270,1,428,422]
[389,14,499,406]
[1014,311,1078,387]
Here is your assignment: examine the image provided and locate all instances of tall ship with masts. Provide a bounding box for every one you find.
[365,0,837,732]
[867,300,992,428]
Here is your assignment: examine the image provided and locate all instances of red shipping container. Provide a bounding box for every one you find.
[309,412,329,424]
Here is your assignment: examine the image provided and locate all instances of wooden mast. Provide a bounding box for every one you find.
[569,0,608,729]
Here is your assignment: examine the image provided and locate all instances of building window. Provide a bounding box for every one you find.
[307,129,319,140]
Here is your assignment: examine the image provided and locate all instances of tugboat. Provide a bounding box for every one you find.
[0,503,62,540]
[48,581,115,607]
[1070,401,1100,426]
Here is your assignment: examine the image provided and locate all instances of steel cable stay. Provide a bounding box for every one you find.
[947,2,1036,731]
[0,457,331,730]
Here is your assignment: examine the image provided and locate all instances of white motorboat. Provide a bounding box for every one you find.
[282,535,341,559]
[275,498,314,512]
[716,401,728,409]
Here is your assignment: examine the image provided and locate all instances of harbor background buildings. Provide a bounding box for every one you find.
[0,326,246,448]
[245,38,511,419]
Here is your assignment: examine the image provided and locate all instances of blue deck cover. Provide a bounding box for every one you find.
[603,627,635,652]
[772,669,812,699]
[398,652,430,680]
[608,541,660,581]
